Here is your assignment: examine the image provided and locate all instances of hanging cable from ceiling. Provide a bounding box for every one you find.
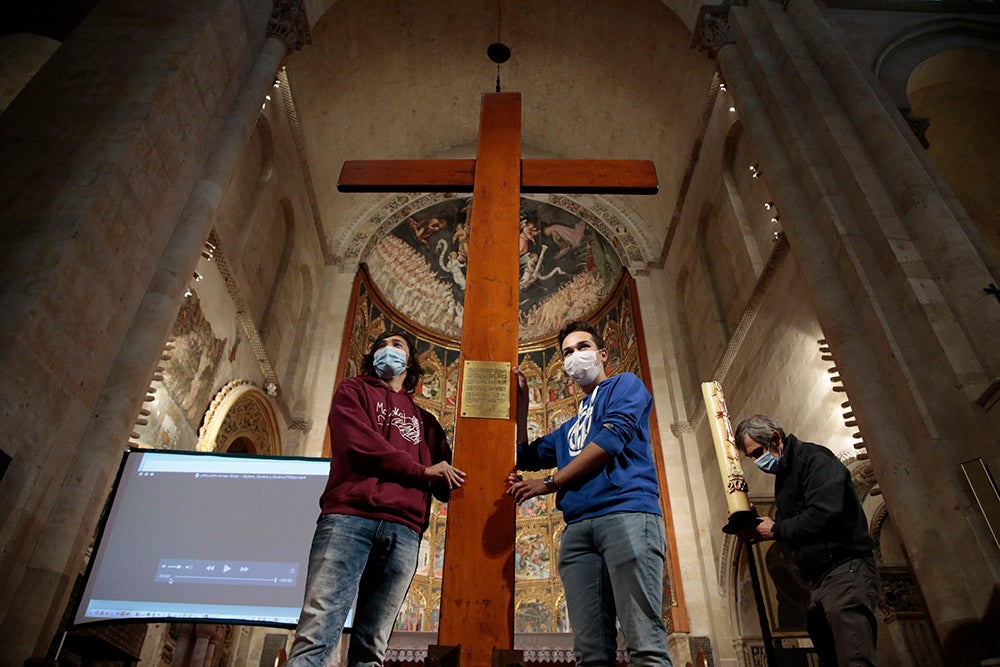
[487,0,510,92]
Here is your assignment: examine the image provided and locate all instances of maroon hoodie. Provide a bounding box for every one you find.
[318,374,451,533]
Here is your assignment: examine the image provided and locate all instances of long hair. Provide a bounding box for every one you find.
[360,329,424,394]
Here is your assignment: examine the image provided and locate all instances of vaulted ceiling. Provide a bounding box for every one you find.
[5,0,720,272]
[290,0,718,271]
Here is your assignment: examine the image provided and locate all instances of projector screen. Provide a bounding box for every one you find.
[72,449,330,628]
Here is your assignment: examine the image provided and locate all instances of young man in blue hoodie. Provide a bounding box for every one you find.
[507,321,671,667]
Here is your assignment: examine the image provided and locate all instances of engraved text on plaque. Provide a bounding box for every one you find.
[460,360,511,420]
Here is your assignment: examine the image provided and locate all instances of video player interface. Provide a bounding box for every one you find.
[74,451,329,627]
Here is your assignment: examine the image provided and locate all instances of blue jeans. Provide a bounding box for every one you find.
[285,514,420,667]
[558,512,672,667]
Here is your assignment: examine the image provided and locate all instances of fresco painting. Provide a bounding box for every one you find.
[366,197,623,342]
[164,291,226,431]
[515,533,552,580]
[516,602,553,634]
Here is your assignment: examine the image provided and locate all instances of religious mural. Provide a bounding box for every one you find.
[365,197,623,342]
[134,291,227,452]
[339,269,655,634]
[163,291,227,431]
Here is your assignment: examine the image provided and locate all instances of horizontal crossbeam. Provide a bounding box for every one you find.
[338,159,658,195]
[521,159,657,194]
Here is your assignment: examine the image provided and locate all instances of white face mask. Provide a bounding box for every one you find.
[563,350,602,385]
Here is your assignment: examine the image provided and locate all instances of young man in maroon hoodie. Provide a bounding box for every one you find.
[286,331,466,667]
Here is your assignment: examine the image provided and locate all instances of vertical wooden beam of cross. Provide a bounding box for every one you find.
[338,92,657,667]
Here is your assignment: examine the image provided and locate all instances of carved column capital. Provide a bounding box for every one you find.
[692,3,735,56]
[268,0,312,52]
[877,567,927,623]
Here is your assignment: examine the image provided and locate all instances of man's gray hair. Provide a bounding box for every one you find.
[733,414,786,452]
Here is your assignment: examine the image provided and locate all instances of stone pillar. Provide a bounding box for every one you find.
[187,625,222,667]
[173,624,195,666]
[781,0,999,396]
[694,0,1000,660]
[878,568,945,666]
[0,1,310,663]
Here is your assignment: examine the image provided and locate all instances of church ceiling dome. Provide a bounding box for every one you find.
[366,196,623,342]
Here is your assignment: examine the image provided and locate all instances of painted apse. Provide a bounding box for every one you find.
[365,196,624,343]
[341,197,676,635]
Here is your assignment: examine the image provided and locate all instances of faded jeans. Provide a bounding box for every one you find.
[285,514,420,667]
[558,512,672,667]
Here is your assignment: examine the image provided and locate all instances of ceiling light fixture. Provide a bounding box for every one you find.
[487,0,510,93]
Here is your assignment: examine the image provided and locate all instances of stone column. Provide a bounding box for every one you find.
[0,1,311,663]
[878,567,945,666]
[187,625,222,667]
[173,624,195,666]
[695,0,1000,659]
[781,0,1000,383]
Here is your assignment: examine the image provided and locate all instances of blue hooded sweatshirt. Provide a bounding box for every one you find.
[517,372,662,523]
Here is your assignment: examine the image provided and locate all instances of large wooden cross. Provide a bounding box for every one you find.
[338,92,656,667]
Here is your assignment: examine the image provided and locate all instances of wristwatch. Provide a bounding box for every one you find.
[543,474,559,492]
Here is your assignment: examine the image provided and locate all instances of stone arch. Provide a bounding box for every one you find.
[261,197,297,341]
[256,113,275,185]
[904,44,1000,261]
[673,267,702,414]
[285,263,315,411]
[230,115,277,263]
[722,120,768,273]
[872,18,1000,109]
[695,201,731,341]
[197,380,282,455]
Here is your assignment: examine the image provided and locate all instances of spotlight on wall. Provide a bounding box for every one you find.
[719,83,727,92]
[728,105,736,113]
[770,216,780,225]
[764,201,774,210]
